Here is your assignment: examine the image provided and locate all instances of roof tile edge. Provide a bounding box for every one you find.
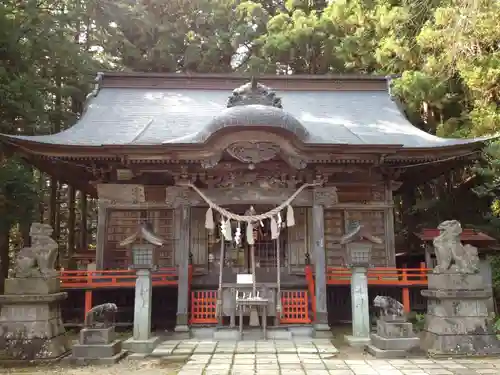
[98,72,390,91]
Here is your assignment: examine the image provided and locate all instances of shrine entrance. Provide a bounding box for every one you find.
[215,205,287,275]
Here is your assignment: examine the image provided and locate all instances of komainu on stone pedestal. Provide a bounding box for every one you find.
[366,296,420,358]
[0,223,70,362]
[64,303,126,365]
[421,220,500,356]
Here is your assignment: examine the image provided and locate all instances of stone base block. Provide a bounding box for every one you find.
[0,332,70,361]
[213,329,241,340]
[63,350,127,365]
[80,327,115,345]
[289,326,314,338]
[267,330,292,340]
[313,323,333,338]
[72,339,121,358]
[377,320,415,338]
[344,335,371,347]
[424,315,496,336]
[370,334,420,351]
[4,277,60,295]
[421,330,500,356]
[366,344,410,358]
[427,273,484,291]
[122,336,161,354]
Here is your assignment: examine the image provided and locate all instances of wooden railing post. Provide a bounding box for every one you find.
[305,265,316,321]
[419,262,427,281]
[401,267,410,313]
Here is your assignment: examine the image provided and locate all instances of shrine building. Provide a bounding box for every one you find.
[0,73,490,333]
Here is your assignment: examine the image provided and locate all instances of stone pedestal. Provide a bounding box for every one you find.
[345,267,371,347]
[122,269,160,354]
[64,326,126,365]
[0,278,70,361]
[367,317,420,358]
[421,273,500,356]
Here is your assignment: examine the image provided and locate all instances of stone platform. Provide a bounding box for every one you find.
[63,326,127,365]
[366,317,420,358]
[0,278,70,361]
[421,273,500,356]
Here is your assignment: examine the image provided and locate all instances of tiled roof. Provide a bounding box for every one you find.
[1,87,490,147]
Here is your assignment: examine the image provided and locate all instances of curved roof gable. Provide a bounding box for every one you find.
[0,74,491,148]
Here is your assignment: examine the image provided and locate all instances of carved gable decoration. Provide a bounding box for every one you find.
[97,184,145,203]
[226,141,280,164]
[227,77,283,108]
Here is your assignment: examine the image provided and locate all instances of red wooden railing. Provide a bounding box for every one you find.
[59,268,178,320]
[304,264,316,320]
[327,263,429,313]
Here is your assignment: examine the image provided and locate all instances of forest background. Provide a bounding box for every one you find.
[1,0,500,292]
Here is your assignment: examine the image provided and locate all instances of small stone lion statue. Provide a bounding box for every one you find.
[433,220,480,274]
[12,223,59,278]
[373,295,404,318]
[84,303,118,328]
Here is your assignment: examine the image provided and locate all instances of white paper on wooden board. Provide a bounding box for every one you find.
[237,274,254,284]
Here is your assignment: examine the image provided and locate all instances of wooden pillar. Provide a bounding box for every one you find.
[95,199,108,269]
[312,203,329,333]
[385,181,396,266]
[175,206,191,333]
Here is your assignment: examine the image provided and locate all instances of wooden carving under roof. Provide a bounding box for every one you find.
[119,222,165,247]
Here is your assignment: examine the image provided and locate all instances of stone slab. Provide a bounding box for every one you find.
[213,329,241,340]
[427,299,489,317]
[80,326,115,345]
[72,339,122,358]
[62,350,127,365]
[366,344,411,358]
[376,320,416,338]
[424,315,496,335]
[370,333,420,351]
[422,289,491,299]
[122,335,161,354]
[312,324,333,338]
[427,273,485,291]
[344,335,371,347]
[0,332,70,361]
[421,330,500,356]
[4,277,60,295]
[0,292,67,304]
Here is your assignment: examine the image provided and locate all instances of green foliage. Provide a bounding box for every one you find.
[0,158,38,230]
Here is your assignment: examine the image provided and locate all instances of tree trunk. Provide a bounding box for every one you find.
[0,225,10,294]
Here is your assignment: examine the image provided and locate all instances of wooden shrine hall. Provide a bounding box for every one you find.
[0,72,491,333]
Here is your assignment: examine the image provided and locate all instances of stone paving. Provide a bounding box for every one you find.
[5,340,500,375]
[148,340,500,375]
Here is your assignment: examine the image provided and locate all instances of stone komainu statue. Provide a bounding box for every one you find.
[84,303,118,328]
[12,223,58,278]
[433,220,480,274]
[373,295,404,317]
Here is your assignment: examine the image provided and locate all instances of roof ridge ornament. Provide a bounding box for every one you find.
[227,77,283,108]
